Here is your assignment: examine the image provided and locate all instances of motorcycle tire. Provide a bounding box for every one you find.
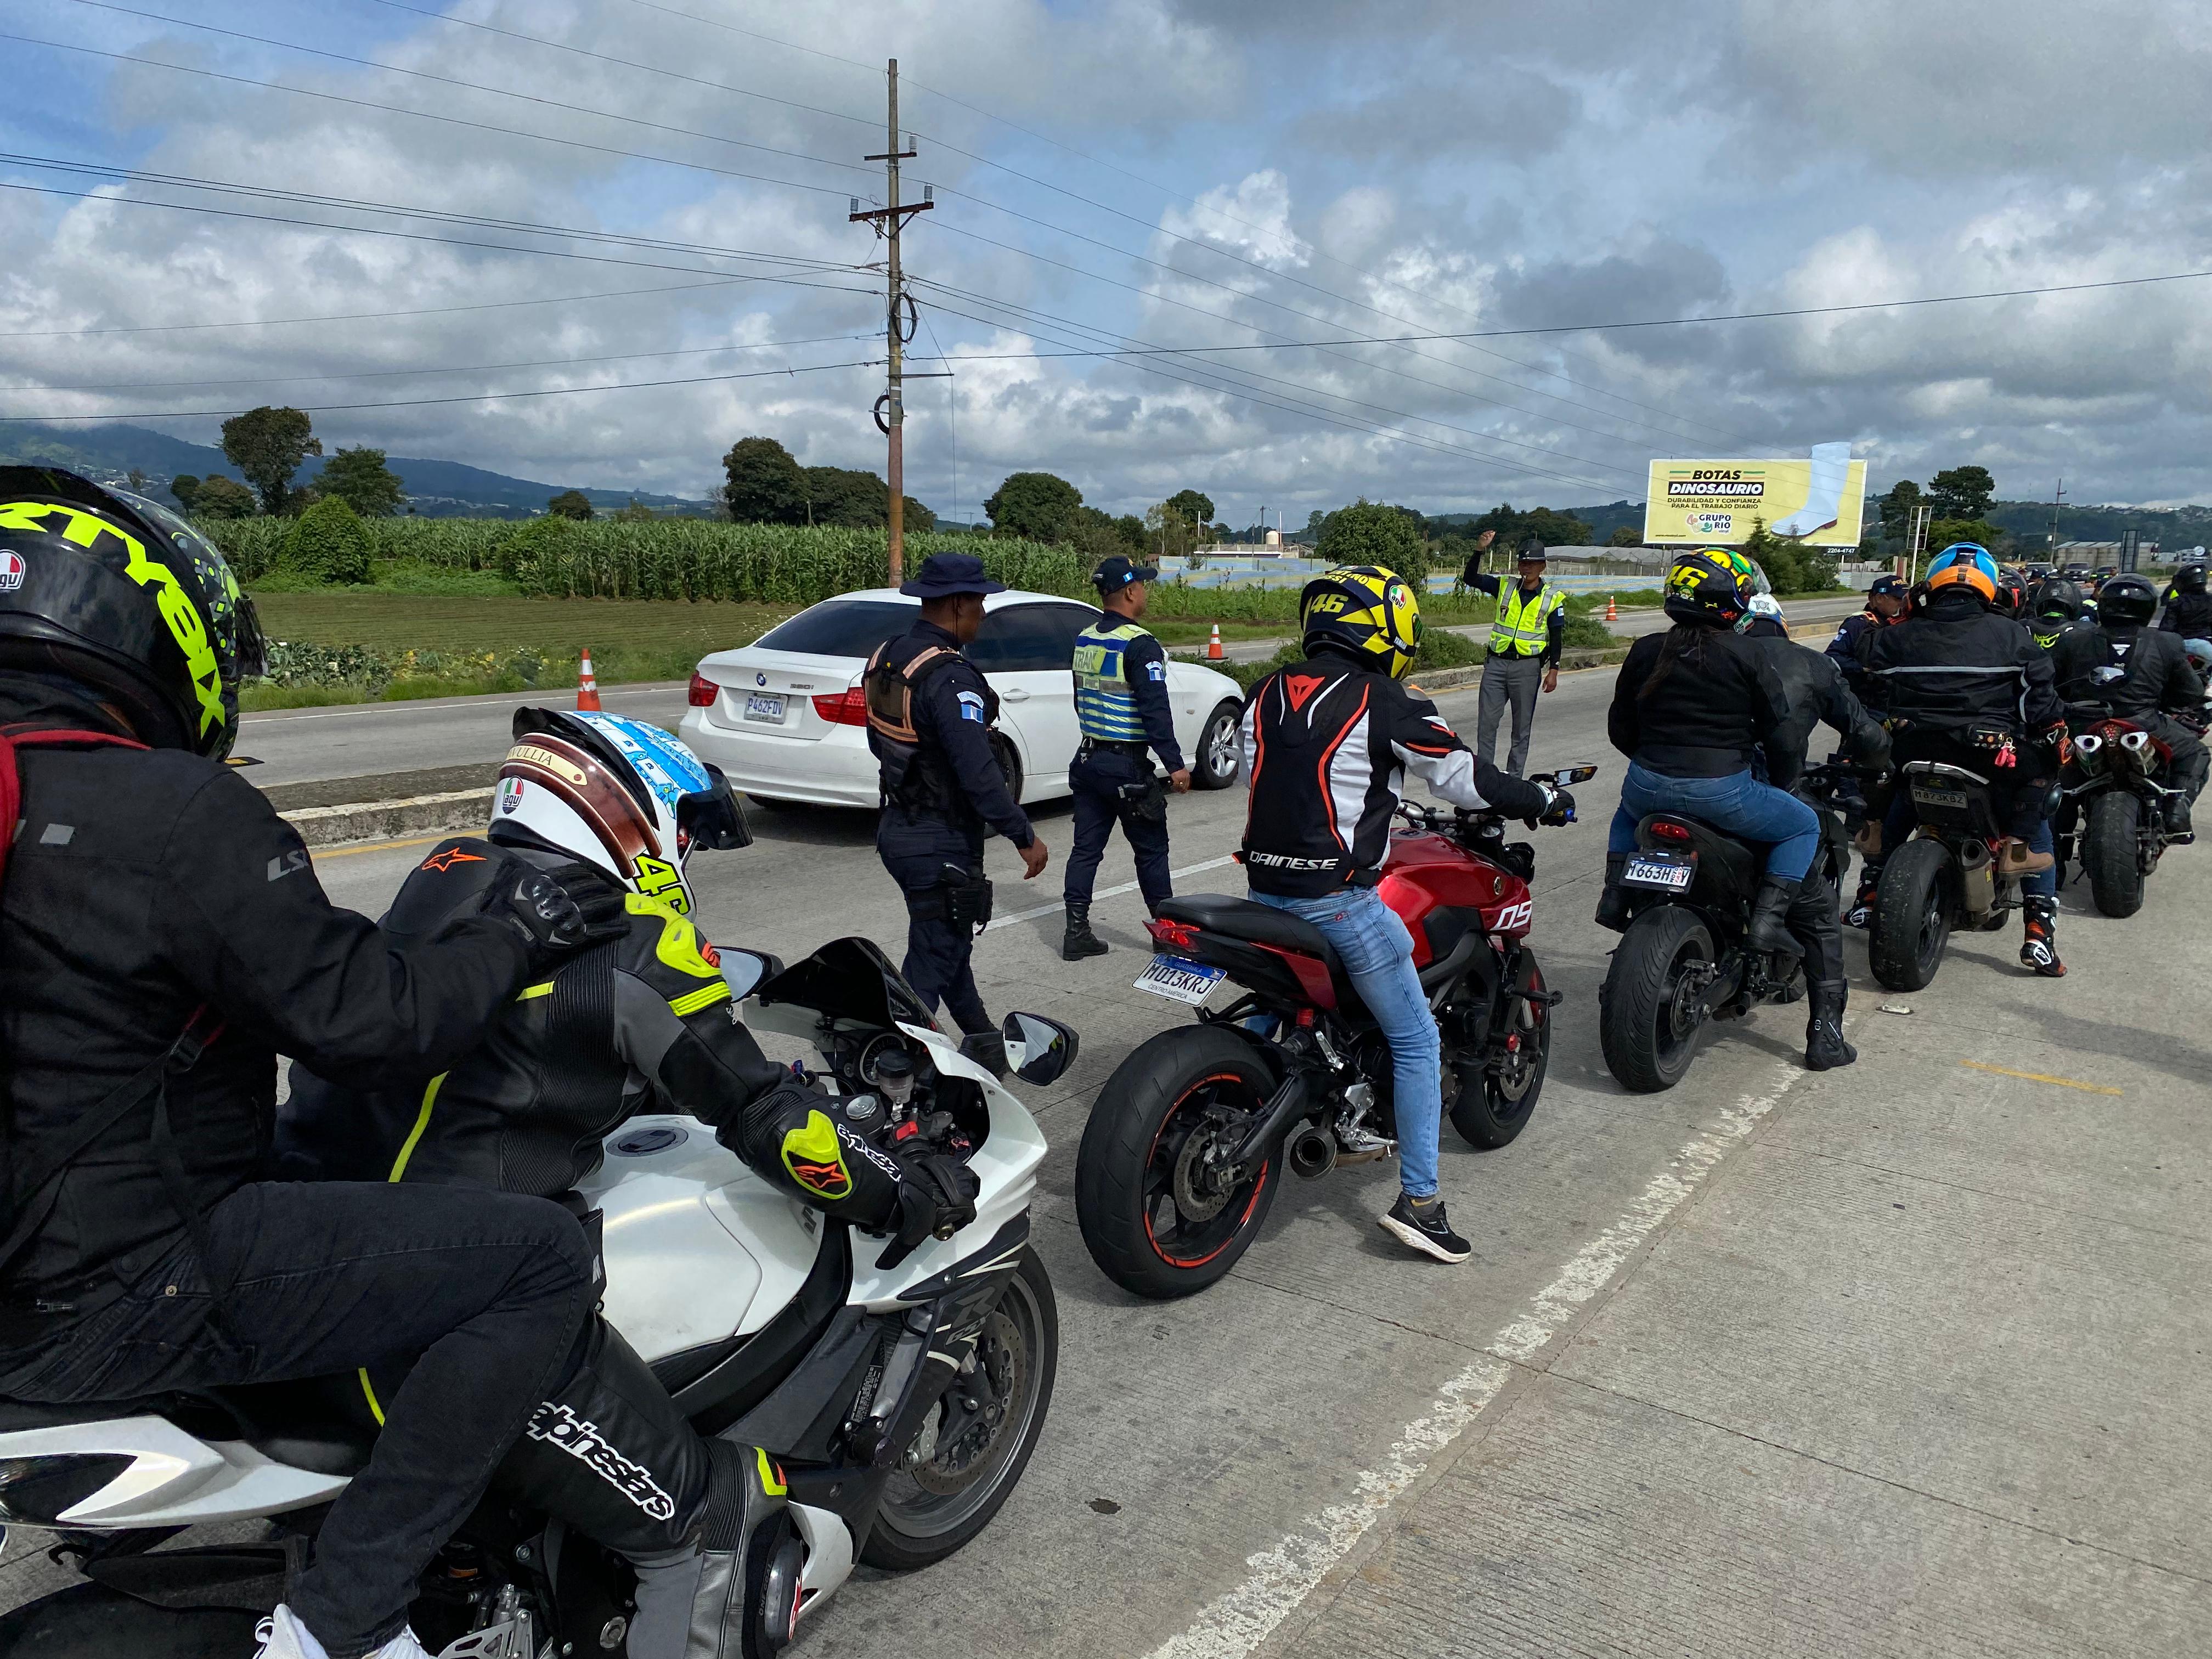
[1448,952,1550,1149]
[1076,1025,1280,1299]
[1868,838,1952,992]
[2084,789,2146,918]
[0,1582,259,1656]
[864,1249,1058,1571]
[1599,906,1716,1094]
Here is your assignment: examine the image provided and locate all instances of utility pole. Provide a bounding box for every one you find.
[2047,476,2067,559]
[850,59,933,584]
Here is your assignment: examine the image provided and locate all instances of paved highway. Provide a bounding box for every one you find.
[234,596,1871,788]
[11,644,2203,1656]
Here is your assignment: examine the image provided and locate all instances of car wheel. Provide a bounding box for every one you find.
[991,736,1024,803]
[1192,702,1242,789]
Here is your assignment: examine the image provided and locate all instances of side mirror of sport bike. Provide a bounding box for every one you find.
[1000,1011,1081,1087]
[1550,764,1599,786]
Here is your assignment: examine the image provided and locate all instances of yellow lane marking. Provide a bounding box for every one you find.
[314,834,448,861]
[1959,1059,2123,1097]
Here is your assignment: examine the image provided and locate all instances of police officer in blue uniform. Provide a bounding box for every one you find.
[864,554,1049,1041]
[1062,556,1191,960]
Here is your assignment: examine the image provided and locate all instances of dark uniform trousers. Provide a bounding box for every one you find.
[880,815,994,1035]
[1065,745,1172,913]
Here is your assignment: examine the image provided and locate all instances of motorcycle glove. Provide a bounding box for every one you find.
[491,862,630,961]
[1536,786,1577,828]
[876,1153,982,1271]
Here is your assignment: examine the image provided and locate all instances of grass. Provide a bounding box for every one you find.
[250,592,796,663]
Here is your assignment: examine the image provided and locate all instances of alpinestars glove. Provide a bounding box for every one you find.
[876,1153,981,1271]
[494,862,629,960]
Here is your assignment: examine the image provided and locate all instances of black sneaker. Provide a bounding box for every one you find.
[1379,1193,1471,1264]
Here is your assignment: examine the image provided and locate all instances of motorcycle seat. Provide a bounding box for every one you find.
[1155,895,1344,972]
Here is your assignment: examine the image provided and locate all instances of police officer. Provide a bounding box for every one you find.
[865,553,1049,1042]
[1463,534,1565,775]
[1062,555,1190,960]
[1827,573,1910,697]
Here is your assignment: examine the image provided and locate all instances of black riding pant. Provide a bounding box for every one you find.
[1064,747,1171,912]
[0,1182,594,1658]
[879,816,993,1036]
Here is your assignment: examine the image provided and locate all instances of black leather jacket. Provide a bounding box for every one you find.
[1750,638,1890,789]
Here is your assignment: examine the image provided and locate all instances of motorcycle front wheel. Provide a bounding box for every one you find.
[1869,837,1952,990]
[864,1249,1058,1571]
[1448,952,1550,1148]
[1600,906,1716,1093]
[1076,1025,1280,1299]
[2084,789,2146,917]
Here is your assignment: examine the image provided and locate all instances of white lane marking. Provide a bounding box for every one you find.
[984,854,1238,932]
[240,683,681,725]
[1147,1060,1807,1659]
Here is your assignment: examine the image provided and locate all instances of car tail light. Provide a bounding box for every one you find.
[812,687,869,726]
[687,672,717,708]
[1650,820,1694,843]
[1148,918,1200,951]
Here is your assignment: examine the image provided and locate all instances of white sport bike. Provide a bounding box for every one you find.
[0,938,1068,1658]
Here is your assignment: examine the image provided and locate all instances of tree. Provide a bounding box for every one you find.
[548,489,595,521]
[984,471,1083,541]
[284,495,374,584]
[613,498,657,522]
[721,436,804,523]
[221,406,321,516]
[190,475,257,520]
[1165,488,1215,527]
[1464,502,1593,550]
[170,475,201,512]
[1877,479,1923,540]
[1927,466,1996,522]
[316,445,407,517]
[1316,498,1427,578]
[1606,523,1642,548]
[1145,500,1207,565]
[1743,518,1838,596]
[1928,517,2006,558]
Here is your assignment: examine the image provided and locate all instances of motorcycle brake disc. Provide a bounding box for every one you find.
[1171,1119,1236,1222]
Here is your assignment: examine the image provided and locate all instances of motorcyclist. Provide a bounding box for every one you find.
[1740,597,1892,1070]
[1239,565,1570,1266]
[1991,566,2030,622]
[2051,573,2209,837]
[282,708,978,1659]
[1859,544,2070,977]
[2161,561,2212,645]
[2028,577,2092,652]
[0,469,630,1659]
[1598,549,1818,958]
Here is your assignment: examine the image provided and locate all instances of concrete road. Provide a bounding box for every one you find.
[13,642,2200,1657]
[233,596,1871,786]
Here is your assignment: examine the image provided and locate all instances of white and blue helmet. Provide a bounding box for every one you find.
[492,708,748,917]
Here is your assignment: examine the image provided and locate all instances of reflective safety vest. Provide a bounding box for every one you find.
[1491,583,1562,656]
[1071,618,1150,741]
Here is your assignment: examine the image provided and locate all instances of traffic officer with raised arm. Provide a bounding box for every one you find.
[1061,555,1191,960]
[1463,533,1566,775]
[865,553,1049,1049]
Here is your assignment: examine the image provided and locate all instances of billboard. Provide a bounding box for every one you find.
[1643,443,1867,548]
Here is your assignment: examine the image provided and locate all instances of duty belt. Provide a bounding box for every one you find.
[1080,737,1150,756]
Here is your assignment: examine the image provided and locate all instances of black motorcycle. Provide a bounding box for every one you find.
[1865,759,2036,990]
[1599,761,1856,1092]
[2058,702,2190,917]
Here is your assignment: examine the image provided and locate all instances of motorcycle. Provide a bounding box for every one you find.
[1599,760,1858,1092]
[1075,765,1596,1300]
[0,938,1072,1658]
[1864,758,2034,991]
[2059,702,2189,917]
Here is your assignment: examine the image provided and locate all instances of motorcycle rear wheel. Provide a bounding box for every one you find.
[1869,838,1951,991]
[2084,789,2146,917]
[0,1582,259,1656]
[1599,907,1715,1094]
[1448,953,1550,1148]
[1076,1025,1280,1299]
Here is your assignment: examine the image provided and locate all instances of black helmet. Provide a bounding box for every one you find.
[2095,572,2158,628]
[1991,567,2028,618]
[0,467,264,758]
[2031,577,2082,620]
[1662,548,1754,628]
[2175,562,2208,595]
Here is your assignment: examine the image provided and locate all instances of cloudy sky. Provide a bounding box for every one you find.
[5,0,2211,522]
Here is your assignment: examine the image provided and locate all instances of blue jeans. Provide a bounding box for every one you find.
[1251,887,1443,1200]
[1607,761,1820,879]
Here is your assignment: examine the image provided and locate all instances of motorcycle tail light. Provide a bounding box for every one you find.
[1649,820,1694,843]
[1295,1007,1317,1028]
[687,672,718,708]
[812,686,870,726]
[1148,918,1200,951]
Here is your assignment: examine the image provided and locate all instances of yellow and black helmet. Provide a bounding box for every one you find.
[1300,564,1422,679]
[1662,547,1756,627]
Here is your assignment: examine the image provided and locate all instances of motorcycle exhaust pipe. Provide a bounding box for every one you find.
[1286,1124,1336,1180]
[1959,840,1995,913]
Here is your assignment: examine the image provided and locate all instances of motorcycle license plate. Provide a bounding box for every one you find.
[743,693,786,724]
[1135,955,1227,1006]
[1623,853,1695,891]
[1911,786,1970,810]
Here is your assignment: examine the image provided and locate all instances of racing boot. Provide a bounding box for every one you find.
[1593,853,1633,933]
[1746,874,1804,957]
[1061,900,1108,961]
[2019,895,2066,977]
[1804,979,1857,1071]
[630,1438,799,1659]
[1844,865,1881,930]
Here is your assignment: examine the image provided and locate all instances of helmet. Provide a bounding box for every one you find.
[2095,573,2158,628]
[1299,565,1421,679]
[0,466,263,758]
[2030,577,2082,620]
[491,708,749,917]
[2185,637,2212,677]
[1663,548,1754,626]
[1924,543,1999,605]
[2174,562,2208,595]
[1737,592,1787,637]
[1991,567,2028,618]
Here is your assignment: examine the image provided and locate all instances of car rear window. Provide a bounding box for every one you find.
[754,599,916,657]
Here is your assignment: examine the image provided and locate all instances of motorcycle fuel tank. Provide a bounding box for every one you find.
[577,1116,822,1361]
[1379,830,1535,948]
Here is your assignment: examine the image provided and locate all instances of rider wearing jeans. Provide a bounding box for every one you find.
[1596,549,1815,958]
[1239,566,1567,1266]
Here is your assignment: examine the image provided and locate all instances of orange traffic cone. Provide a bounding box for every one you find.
[1206,623,1225,662]
[1604,594,1618,622]
[577,647,602,712]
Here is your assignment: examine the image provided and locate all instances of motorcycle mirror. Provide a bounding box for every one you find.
[717,947,783,1002]
[1552,764,1598,785]
[1000,1011,1080,1087]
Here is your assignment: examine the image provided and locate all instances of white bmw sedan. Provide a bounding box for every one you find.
[679,588,1248,809]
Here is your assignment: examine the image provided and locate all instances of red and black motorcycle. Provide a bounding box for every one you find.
[2060,706,2192,917]
[1074,765,1596,1299]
